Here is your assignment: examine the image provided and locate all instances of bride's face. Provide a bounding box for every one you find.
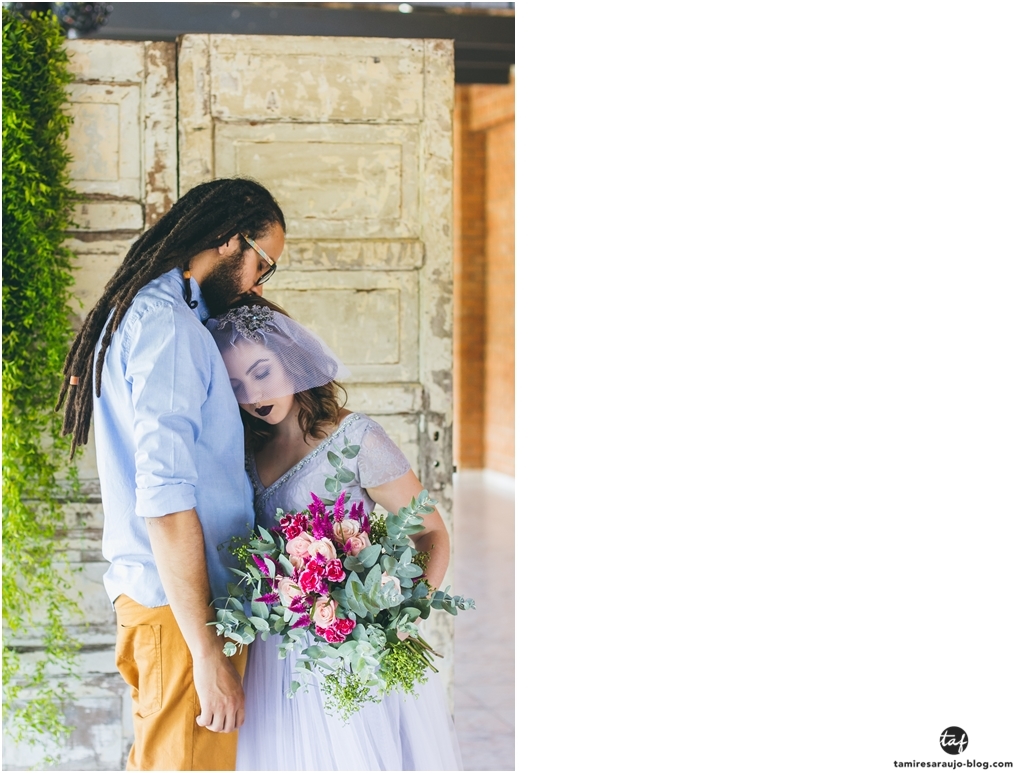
[221,340,295,425]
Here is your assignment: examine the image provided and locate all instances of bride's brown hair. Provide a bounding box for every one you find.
[226,294,348,453]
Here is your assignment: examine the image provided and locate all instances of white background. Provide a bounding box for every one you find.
[516,3,1023,770]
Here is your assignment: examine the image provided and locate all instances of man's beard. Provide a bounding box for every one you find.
[199,247,245,317]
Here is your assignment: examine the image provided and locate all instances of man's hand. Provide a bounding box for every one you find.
[193,653,245,733]
[147,509,247,733]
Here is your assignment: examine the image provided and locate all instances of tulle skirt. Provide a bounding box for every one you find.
[236,635,463,771]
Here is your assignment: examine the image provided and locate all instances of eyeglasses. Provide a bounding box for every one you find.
[242,233,277,286]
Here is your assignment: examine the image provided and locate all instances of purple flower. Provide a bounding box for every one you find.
[333,491,347,522]
[308,492,326,519]
[256,591,279,604]
[291,614,311,629]
[351,500,369,533]
[252,553,271,576]
[311,511,332,541]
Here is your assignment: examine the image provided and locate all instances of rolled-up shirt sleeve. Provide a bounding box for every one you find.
[123,305,210,518]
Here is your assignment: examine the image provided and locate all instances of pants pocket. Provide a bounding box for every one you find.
[116,623,163,718]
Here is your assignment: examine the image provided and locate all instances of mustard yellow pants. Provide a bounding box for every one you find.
[114,595,247,771]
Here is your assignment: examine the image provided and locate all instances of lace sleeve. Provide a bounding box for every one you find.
[357,421,412,488]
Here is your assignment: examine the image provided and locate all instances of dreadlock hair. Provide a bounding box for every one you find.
[224,294,349,455]
[56,178,286,457]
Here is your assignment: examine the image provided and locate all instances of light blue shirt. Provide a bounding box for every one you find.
[93,269,254,608]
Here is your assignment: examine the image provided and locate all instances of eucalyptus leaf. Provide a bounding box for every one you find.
[327,450,342,468]
[359,543,382,568]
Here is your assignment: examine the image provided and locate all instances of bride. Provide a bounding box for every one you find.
[207,297,463,771]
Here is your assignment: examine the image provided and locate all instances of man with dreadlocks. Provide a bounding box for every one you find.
[57,178,286,770]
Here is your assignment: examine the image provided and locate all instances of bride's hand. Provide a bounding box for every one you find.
[397,617,423,641]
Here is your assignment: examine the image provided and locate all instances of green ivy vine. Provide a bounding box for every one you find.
[2,7,84,756]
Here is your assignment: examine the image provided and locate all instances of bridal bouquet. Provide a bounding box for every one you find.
[212,473,474,720]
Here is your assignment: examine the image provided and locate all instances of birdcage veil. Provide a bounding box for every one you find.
[206,305,351,404]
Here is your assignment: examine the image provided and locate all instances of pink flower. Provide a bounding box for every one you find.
[277,577,303,606]
[332,518,361,546]
[298,565,328,595]
[319,625,343,643]
[312,596,337,628]
[308,538,337,562]
[319,616,355,643]
[305,554,327,576]
[289,554,304,573]
[279,513,308,540]
[325,559,345,583]
[285,532,314,559]
[344,532,371,557]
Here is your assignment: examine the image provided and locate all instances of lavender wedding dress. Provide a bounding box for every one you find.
[234,413,463,771]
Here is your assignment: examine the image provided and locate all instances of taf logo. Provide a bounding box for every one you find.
[939,727,968,755]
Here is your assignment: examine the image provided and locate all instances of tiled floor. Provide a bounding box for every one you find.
[452,471,515,771]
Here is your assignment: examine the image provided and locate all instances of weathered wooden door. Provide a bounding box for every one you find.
[177,34,458,699]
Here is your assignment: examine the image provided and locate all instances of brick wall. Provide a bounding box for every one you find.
[453,74,515,476]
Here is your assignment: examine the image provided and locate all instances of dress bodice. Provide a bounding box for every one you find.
[245,412,411,529]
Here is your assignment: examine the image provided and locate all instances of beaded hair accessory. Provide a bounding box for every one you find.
[215,305,276,341]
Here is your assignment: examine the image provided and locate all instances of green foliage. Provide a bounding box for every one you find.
[213,490,474,722]
[323,437,360,494]
[319,670,375,724]
[2,7,83,755]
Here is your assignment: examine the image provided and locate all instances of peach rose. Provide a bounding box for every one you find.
[277,577,303,605]
[312,597,337,628]
[285,532,314,559]
[332,519,361,545]
[308,537,337,562]
[289,554,304,573]
[344,532,371,557]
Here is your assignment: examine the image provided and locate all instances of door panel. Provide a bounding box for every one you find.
[179,34,457,703]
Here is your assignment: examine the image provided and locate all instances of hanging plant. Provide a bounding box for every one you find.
[2,6,84,756]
